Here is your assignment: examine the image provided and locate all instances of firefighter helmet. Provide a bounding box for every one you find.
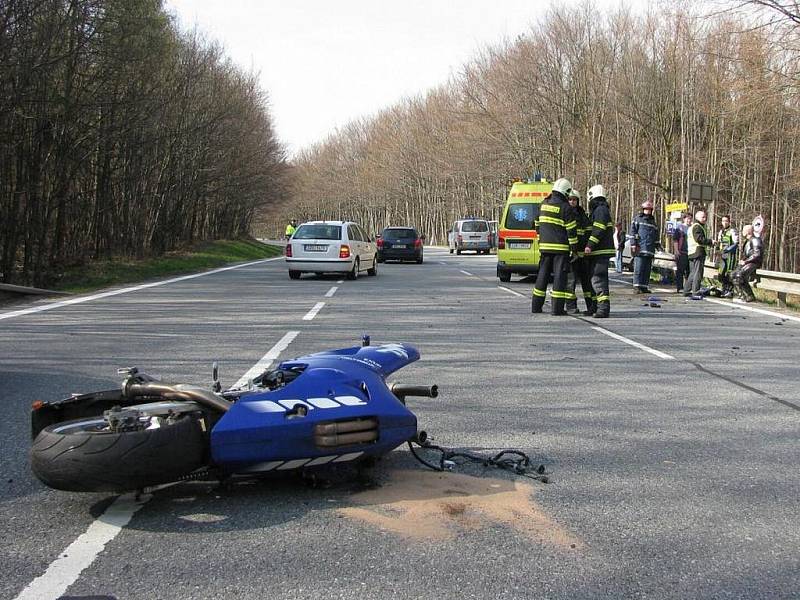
[552,178,572,196]
[587,184,605,200]
[568,189,581,200]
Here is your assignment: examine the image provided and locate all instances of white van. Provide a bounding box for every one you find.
[285,220,378,280]
[448,219,491,255]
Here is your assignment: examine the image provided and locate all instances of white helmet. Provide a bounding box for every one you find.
[552,178,572,196]
[587,184,605,200]
[568,188,581,200]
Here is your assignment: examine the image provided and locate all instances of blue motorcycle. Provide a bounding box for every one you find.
[31,338,438,492]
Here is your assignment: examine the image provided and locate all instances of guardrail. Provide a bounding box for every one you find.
[624,252,800,308]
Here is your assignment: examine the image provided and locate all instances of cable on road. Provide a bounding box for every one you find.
[407,437,549,483]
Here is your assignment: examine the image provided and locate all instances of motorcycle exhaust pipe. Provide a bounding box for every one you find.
[125,381,231,413]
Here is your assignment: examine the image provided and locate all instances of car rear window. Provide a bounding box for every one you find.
[461,221,488,232]
[293,224,342,240]
[503,203,540,230]
[382,228,416,241]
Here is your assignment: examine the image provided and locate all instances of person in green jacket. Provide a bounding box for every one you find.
[285,219,298,239]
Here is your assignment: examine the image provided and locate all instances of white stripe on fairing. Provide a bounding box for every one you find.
[333,452,364,463]
[306,455,338,466]
[278,399,314,411]
[307,397,341,408]
[239,461,283,473]
[325,286,338,297]
[13,494,147,600]
[302,301,326,321]
[335,395,367,406]
[591,326,675,360]
[0,257,283,322]
[232,331,300,389]
[247,400,286,413]
[278,459,312,470]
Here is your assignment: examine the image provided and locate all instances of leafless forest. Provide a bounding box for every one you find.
[1,0,288,286]
[286,2,800,273]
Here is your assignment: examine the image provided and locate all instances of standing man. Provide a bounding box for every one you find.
[733,224,763,303]
[716,215,739,297]
[285,219,298,240]
[565,189,595,315]
[672,213,692,293]
[584,184,615,318]
[613,221,626,273]
[531,178,578,316]
[629,199,658,294]
[684,210,712,298]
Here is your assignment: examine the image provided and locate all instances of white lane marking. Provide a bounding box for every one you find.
[13,494,147,600]
[654,288,672,293]
[610,278,631,286]
[459,270,473,276]
[336,279,344,284]
[705,297,800,324]
[232,330,300,389]
[324,286,338,298]
[439,261,448,265]
[302,301,326,321]
[0,257,283,322]
[20,330,301,599]
[498,286,524,298]
[591,326,675,360]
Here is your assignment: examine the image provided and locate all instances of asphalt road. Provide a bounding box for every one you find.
[1,249,798,599]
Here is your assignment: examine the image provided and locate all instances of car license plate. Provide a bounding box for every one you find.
[393,244,407,249]
[469,235,481,239]
[509,242,531,249]
[304,244,327,252]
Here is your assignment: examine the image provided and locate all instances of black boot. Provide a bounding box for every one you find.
[551,297,567,316]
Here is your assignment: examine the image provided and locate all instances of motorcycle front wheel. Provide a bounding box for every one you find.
[31,411,209,492]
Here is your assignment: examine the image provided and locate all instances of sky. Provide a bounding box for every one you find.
[164,0,648,156]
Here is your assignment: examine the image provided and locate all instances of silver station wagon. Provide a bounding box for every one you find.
[285,220,378,280]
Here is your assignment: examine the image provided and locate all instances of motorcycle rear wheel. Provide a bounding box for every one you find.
[31,412,209,492]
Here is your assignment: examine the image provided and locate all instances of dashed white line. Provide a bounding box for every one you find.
[0,257,283,322]
[459,270,473,276]
[14,495,148,600]
[705,297,800,324]
[303,301,326,321]
[232,330,300,388]
[498,286,524,297]
[18,329,301,600]
[591,326,675,360]
[324,286,338,298]
[336,279,344,284]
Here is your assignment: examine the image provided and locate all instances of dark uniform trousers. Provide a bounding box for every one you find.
[589,256,610,316]
[532,253,571,314]
[566,258,595,312]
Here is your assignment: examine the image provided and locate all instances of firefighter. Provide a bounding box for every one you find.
[285,219,298,240]
[531,178,578,316]
[733,224,763,303]
[684,210,712,298]
[583,184,615,318]
[565,189,595,315]
[716,215,739,297]
[629,199,659,294]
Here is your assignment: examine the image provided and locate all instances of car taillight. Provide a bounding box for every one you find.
[339,245,351,259]
[498,236,505,250]
[376,239,383,248]
[285,244,292,257]
[414,239,422,248]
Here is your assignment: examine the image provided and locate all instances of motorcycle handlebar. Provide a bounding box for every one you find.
[389,383,438,401]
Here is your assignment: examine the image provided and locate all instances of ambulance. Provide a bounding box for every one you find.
[496,179,550,282]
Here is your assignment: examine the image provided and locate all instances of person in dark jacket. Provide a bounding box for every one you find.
[733,224,763,303]
[531,178,578,316]
[684,210,712,298]
[629,199,659,293]
[672,213,692,293]
[565,189,595,314]
[584,184,615,318]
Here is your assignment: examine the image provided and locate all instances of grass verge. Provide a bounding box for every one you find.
[54,239,282,293]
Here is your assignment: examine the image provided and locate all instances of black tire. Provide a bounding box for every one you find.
[31,413,208,492]
[498,270,511,283]
[347,258,359,280]
[449,248,453,254]
[456,248,462,255]
[416,256,423,264]
[289,270,301,280]
[367,256,378,276]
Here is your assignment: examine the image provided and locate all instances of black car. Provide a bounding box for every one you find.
[377,227,424,263]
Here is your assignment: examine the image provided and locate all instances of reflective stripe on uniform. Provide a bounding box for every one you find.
[532,288,547,297]
[539,243,570,252]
